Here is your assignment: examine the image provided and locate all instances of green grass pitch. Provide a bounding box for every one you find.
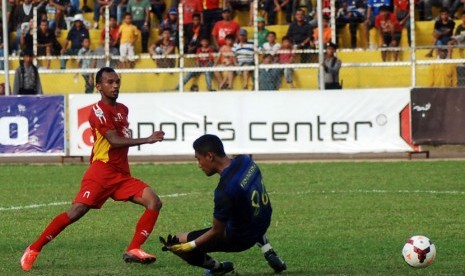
[2,160,465,275]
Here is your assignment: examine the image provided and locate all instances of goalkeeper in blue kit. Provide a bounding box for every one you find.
[161,134,286,275]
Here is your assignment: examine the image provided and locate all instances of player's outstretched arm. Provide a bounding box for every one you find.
[104,130,165,148]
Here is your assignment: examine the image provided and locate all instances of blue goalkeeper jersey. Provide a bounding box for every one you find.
[214,155,272,242]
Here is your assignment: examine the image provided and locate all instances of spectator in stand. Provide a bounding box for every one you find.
[211,8,241,49]
[423,0,452,20]
[450,0,465,19]
[176,36,216,91]
[180,0,203,36]
[426,8,455,58]
[394,0,412,46]
[257,16,269,48]
[313,16,332,44]
[321,42,342,89]
[364,0,391,48]
[336,0,366,48]
[150,28,176,68]
[286,9,314,63]
[448,13,465,57]
[185,13,206,54]
[375,6,402,61]
[93,0,118,29]
[49,0,77,35]
[37,19,62,69]
[20,20,34,53]
[118,12,138,68]
[429,48,457,87]
[12,0,34,54]
[161,8,180,46]
[101,16,121,49]
[150,0,166,28]
[117,0,128,24]
[94,28,120,69]
[127,0,151,53]
[233,29,254,90]
[214,34,237,90]
[259,54,281,91]
[13,50,43,95]
[60,14,90,69]
[202,0,223,38]
[261,31,281,62]
[77,38,94,93]
[278,36,295,88]
[263,0,292,25]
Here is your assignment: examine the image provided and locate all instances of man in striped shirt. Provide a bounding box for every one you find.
[233,28,254,90]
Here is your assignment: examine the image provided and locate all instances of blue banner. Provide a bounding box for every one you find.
[0,96,65,155]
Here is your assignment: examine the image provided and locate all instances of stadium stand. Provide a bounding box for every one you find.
[0,2,463,92]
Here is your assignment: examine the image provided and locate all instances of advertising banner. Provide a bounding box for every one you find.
[0,96,65,156]
[411,88,465,144]
[69,90,412,156]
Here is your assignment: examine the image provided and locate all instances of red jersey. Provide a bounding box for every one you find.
[196,46,214,66]
[89,101,131,174]
[182,0,203,25]
[375,13,402,33]
[212,20,240,46]
[100,26,120,44]
[394,0,409,11]
[279,48,294,64]
[202,0,221,10]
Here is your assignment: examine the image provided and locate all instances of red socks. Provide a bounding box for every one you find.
[127,209,159,251]
[30,212,72,252]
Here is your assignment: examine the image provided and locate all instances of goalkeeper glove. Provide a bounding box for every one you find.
[159,234,180,251]
[168,241,197,253]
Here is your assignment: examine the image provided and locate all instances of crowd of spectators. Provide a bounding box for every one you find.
[0,0,464,91]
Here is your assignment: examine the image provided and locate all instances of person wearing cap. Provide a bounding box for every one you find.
[60,14,90,69]
[211,8,240,49]
[321,42,342,90]
[13,50,43,95]
[233,28,254,89]
[127,0,151,52]
[257,16,269,48]
[161,8,180,46]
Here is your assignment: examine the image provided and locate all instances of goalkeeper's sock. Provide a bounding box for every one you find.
[127,209,159,251]
[30,212,72,251]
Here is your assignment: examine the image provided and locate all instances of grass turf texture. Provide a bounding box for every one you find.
[1,160,465,275]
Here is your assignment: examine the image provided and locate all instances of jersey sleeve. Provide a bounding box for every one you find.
[213,189,233,223]
[89,104,114,136]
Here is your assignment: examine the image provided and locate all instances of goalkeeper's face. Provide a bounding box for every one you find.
[195,151,216,177]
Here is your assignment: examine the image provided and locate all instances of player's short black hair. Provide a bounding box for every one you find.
[96,67,116,84]
[193,134,226,157]
[225,34,236,41]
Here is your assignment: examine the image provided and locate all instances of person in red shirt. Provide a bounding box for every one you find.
[211,8,240,49]
[181,0,203,26]
[394,0,411,46]
[375,5,402,61]
[20,67,165,272]
[100,16,120,49]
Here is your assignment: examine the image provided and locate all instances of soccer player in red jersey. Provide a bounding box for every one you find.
[20,67,165,271]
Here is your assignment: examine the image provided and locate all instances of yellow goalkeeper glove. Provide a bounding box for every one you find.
[169,241,197,253]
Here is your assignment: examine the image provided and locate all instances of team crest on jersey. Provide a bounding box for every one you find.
[93,104,106,124]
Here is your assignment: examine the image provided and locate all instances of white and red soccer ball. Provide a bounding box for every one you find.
[402,235,436,268]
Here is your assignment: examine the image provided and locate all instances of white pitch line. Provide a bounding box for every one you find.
[0,192,196,212]
[296,189,465,195]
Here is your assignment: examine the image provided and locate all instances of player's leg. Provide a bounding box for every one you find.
[20,203,90,271]
[256,235,287,273]
[119,181,162,264]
